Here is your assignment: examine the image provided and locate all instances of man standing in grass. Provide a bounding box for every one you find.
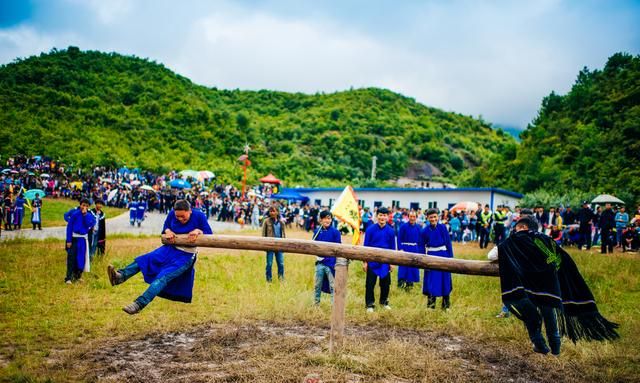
[262,206,286,282]
[421,208,453,309]
[89,200,106,258]
[128,198,138,226]
[312,210,341,305]
[397,210,422,290]
[65,198,96,284]
[31,193,42,230]
[107,199,212,314]
[363,207,396,312]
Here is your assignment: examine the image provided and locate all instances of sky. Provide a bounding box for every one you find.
[0,0,638,128]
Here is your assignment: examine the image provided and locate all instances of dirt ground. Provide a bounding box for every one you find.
[48,322,574,383]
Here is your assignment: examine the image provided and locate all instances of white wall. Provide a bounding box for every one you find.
[299,188,521,211]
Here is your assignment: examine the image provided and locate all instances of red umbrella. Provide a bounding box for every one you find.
[259,173,282,184]
[450,201,479,213]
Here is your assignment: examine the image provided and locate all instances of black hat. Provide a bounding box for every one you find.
[582,200,589,205]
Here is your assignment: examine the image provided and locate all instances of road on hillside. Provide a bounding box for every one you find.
[0,211,250,241]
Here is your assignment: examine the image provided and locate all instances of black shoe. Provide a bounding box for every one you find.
[533,345,550,354]
[107,265,122,286]
[122,302,142,315]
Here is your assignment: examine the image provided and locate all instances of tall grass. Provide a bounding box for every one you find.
[0,231,638,381]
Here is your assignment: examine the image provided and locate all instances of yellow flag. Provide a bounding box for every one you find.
[331,186,361,245]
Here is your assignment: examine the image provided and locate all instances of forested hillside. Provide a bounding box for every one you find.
[0,47,515,186]
[470,53,640,204]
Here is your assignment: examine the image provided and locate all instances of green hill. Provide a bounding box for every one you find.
[472,53,640,205]
[0,46,515,186]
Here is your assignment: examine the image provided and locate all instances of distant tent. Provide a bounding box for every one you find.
[271,189,309,203]
[259,173,282,184]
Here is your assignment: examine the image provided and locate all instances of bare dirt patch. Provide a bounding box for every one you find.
[48,322,578,383]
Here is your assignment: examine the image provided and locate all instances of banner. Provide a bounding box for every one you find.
[331,186,361,245]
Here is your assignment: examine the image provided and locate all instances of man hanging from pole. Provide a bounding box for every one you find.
[489,215,619,355]
[107,199,212,314]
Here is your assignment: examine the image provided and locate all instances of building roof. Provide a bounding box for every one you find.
[285,187,523,199]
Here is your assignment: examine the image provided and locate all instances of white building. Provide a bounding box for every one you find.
[285,187,522,211]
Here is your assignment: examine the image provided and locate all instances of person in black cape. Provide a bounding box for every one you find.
[494,216,619,355]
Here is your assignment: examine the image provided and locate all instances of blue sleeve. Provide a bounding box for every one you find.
[421,228,429,248]
[333,228,341,244]
[64,208,75,222]
[162,211,174,234]
[85,211,96,230]
[66,213,74,243]
[363,227,372,247]
[390,229,397,250]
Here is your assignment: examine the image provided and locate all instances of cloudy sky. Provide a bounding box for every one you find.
[1,0,638,128]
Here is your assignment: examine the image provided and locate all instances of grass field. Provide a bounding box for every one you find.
[0,230,638,382]
[29,197,127,228]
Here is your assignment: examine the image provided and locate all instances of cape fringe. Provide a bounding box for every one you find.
[557,309,620,343]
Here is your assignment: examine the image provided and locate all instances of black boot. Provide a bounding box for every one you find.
[442,295,451,310]
[427,295,436,309]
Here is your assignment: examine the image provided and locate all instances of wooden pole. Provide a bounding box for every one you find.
[329,257,348,353]
[162,234,499,277]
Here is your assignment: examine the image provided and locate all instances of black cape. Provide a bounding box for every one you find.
[498,230,619,343]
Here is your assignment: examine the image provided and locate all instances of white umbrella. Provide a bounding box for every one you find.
[140,185,156,192]
[131,180,141,186]
[199,170,215,179]
[121,182,132,189]
[107,189,118,202]
[592,194,624,205]
[200,191,210,196]
[40,173,50,178]
[179,169,200,179]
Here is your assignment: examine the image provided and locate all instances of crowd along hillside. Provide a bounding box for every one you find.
[476,53,640,205]
[0,46,515,187]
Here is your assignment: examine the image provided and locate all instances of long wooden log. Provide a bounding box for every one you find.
[162,234,499,277]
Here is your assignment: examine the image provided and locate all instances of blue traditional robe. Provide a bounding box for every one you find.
[66,209,97,272]
[364,223,396,278]
[421,223,453,297]
[128,201,138,223]
[312,225,342,293]
[14,196,25,225]
[134,209,212,303]
[137,200,146,221]
[397,222,423,283]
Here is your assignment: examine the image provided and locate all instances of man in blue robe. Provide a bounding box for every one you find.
[363,207,396,312]
[421,208,453,309]
[128,198,138,226]
[397,210,423,290]
[65,198,97,284]
[13,194,26,230]
[136,197,146,227]
[312,210,342,305]
[107,200,212,314]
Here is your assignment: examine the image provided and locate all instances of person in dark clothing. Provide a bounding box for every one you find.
[621,225,639,252]
[576,201,595,250]
[478,205,492,249]
[599,203,616,254]
[491,216,619,356]
[563,206,577,226]
[534,206,548,233]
